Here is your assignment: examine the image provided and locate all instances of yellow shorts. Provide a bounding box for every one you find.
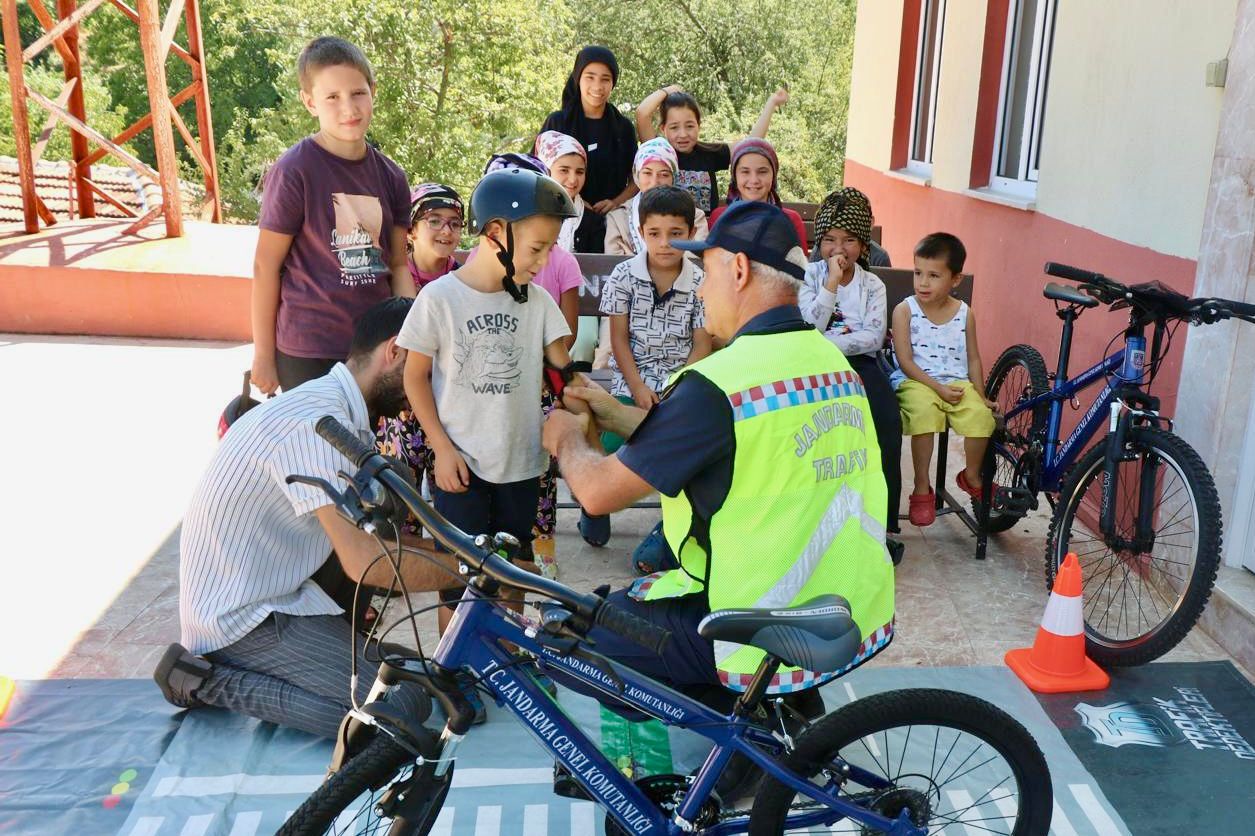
[897,379,996,438]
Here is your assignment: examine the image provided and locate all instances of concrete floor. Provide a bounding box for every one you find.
[0,332,1246,684]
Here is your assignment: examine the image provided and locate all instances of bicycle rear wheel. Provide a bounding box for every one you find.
[985,346,1049,533]
[748,688,1052,835]
[1047,427,1222,667]
[279,734,424,836]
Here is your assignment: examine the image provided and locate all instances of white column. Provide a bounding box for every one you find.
[1174,0,1255,569]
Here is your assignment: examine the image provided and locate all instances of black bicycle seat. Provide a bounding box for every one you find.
[697,594,863,673]
[1043,282,1099,308]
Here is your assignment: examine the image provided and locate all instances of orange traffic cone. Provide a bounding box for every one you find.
[1005,553,1110,693]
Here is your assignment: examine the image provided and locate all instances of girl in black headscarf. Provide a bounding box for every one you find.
[538,46,638,253]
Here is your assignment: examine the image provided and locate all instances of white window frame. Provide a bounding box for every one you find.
[990,0,1057,198]
[906,0,946,177]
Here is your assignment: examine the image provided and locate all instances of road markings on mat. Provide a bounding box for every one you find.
[1070,783,1121,834]
[571,801,596,834]
[126,818,164,836]
[227,811,263,836]
[474,804,502,836]
[523,803,549,836]
[179,814,214,836]
[1049,800,1080,836]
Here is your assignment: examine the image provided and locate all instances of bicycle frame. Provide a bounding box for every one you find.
[424,585,921,836]
[1002,347,1127,491]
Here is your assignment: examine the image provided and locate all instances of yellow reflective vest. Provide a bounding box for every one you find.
[638,327,895,692]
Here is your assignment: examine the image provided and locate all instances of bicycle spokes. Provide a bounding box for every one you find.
[795,724,1024,835]
[1066,447,1198,644]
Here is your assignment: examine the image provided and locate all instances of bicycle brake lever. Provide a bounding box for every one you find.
[287,473,372,531]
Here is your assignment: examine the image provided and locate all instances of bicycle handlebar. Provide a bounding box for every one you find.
[313,417,671,655]
[1044,262,1255,326]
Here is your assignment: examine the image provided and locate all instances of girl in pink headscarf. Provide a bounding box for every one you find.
[604,138,709,255]
[709,137,809,256]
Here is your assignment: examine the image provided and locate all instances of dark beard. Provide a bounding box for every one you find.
[366,365,408,422]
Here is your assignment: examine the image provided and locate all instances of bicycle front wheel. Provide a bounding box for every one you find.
[1047,427,1222,667]
[748,688,1053,835]
[279,734,423,836]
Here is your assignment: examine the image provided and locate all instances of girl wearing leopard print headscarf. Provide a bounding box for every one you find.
[798,187,905,556]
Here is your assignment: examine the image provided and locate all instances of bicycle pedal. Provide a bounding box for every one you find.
[552,763,592,800]
[993,486,1035,515]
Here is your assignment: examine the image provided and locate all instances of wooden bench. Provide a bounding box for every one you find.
[871,267,991,560]
[449,251,989,555]
[782,202,882,251]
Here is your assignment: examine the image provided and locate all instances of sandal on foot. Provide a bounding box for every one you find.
[908,491,936,527]
[956,470,995,500]
[578,511,610,547]
[631,522,677,576]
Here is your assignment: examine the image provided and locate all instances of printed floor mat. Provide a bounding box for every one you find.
[3,662,1251,834]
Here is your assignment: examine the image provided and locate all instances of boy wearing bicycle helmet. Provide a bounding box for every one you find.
[397,168,577,641]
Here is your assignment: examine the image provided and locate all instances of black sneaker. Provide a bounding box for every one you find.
[887,537,905,566]
[153,643,211,709]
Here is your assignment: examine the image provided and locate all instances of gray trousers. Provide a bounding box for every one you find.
[198,612,428,740]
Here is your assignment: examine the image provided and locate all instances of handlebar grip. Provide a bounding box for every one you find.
[594,601,671,655]
[315,415,377,467]
[1044,262,1106,285]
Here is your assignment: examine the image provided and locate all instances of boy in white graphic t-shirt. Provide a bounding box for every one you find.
[397,169,577,647]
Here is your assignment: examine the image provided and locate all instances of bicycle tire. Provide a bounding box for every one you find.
[748,688,1052,835]
[985,346,1049,533]
[279,734,420,836]
[1046,427,1222,667]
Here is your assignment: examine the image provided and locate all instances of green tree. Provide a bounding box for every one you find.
[0,62,129,163]
[568,0,857,202]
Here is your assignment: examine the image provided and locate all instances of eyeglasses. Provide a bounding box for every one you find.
[418,215,464,233]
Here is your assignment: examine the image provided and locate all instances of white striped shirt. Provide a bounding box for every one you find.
[179,363,372,654]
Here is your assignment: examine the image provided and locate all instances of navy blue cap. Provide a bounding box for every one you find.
[672,201,807,280]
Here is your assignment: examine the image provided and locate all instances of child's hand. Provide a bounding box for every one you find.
[251,352,279,396]
[824,252,849,288]
[770,87,790,108]
[984,397,999,412]
[662,83,684,95]
[937,384,965,405]
[433,448,470,493]
[590,199,616,215]
[631,383,660,411]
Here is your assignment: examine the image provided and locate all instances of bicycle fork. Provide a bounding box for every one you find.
[1099,395,1163,552]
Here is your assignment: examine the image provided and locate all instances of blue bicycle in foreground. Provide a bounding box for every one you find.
[279,417,1053,835]
[984,262,1255,667]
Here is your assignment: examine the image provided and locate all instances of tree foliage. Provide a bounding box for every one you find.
[1,0,855,221]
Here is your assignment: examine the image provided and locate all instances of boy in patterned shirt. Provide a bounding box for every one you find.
[602,185,712,421]
[579,186,712,549]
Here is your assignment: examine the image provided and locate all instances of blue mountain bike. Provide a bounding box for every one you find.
[280,417,1053,835]
[984,262,1255,667]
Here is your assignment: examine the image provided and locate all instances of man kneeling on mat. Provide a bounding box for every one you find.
[156,298,529,739]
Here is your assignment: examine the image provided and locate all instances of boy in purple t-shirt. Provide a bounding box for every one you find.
[250,37,412,394]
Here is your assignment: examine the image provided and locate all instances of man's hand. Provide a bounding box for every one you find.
[433,447,471,492]
[543,408,590,458]
[563,380,619,424]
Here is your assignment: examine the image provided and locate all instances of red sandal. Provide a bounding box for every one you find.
[955,470,996,500]
[908,491,936,526]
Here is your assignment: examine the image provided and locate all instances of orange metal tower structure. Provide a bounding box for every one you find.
[1,0,220,237]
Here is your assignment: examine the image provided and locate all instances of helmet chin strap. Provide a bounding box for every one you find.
[490,222,528,303]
